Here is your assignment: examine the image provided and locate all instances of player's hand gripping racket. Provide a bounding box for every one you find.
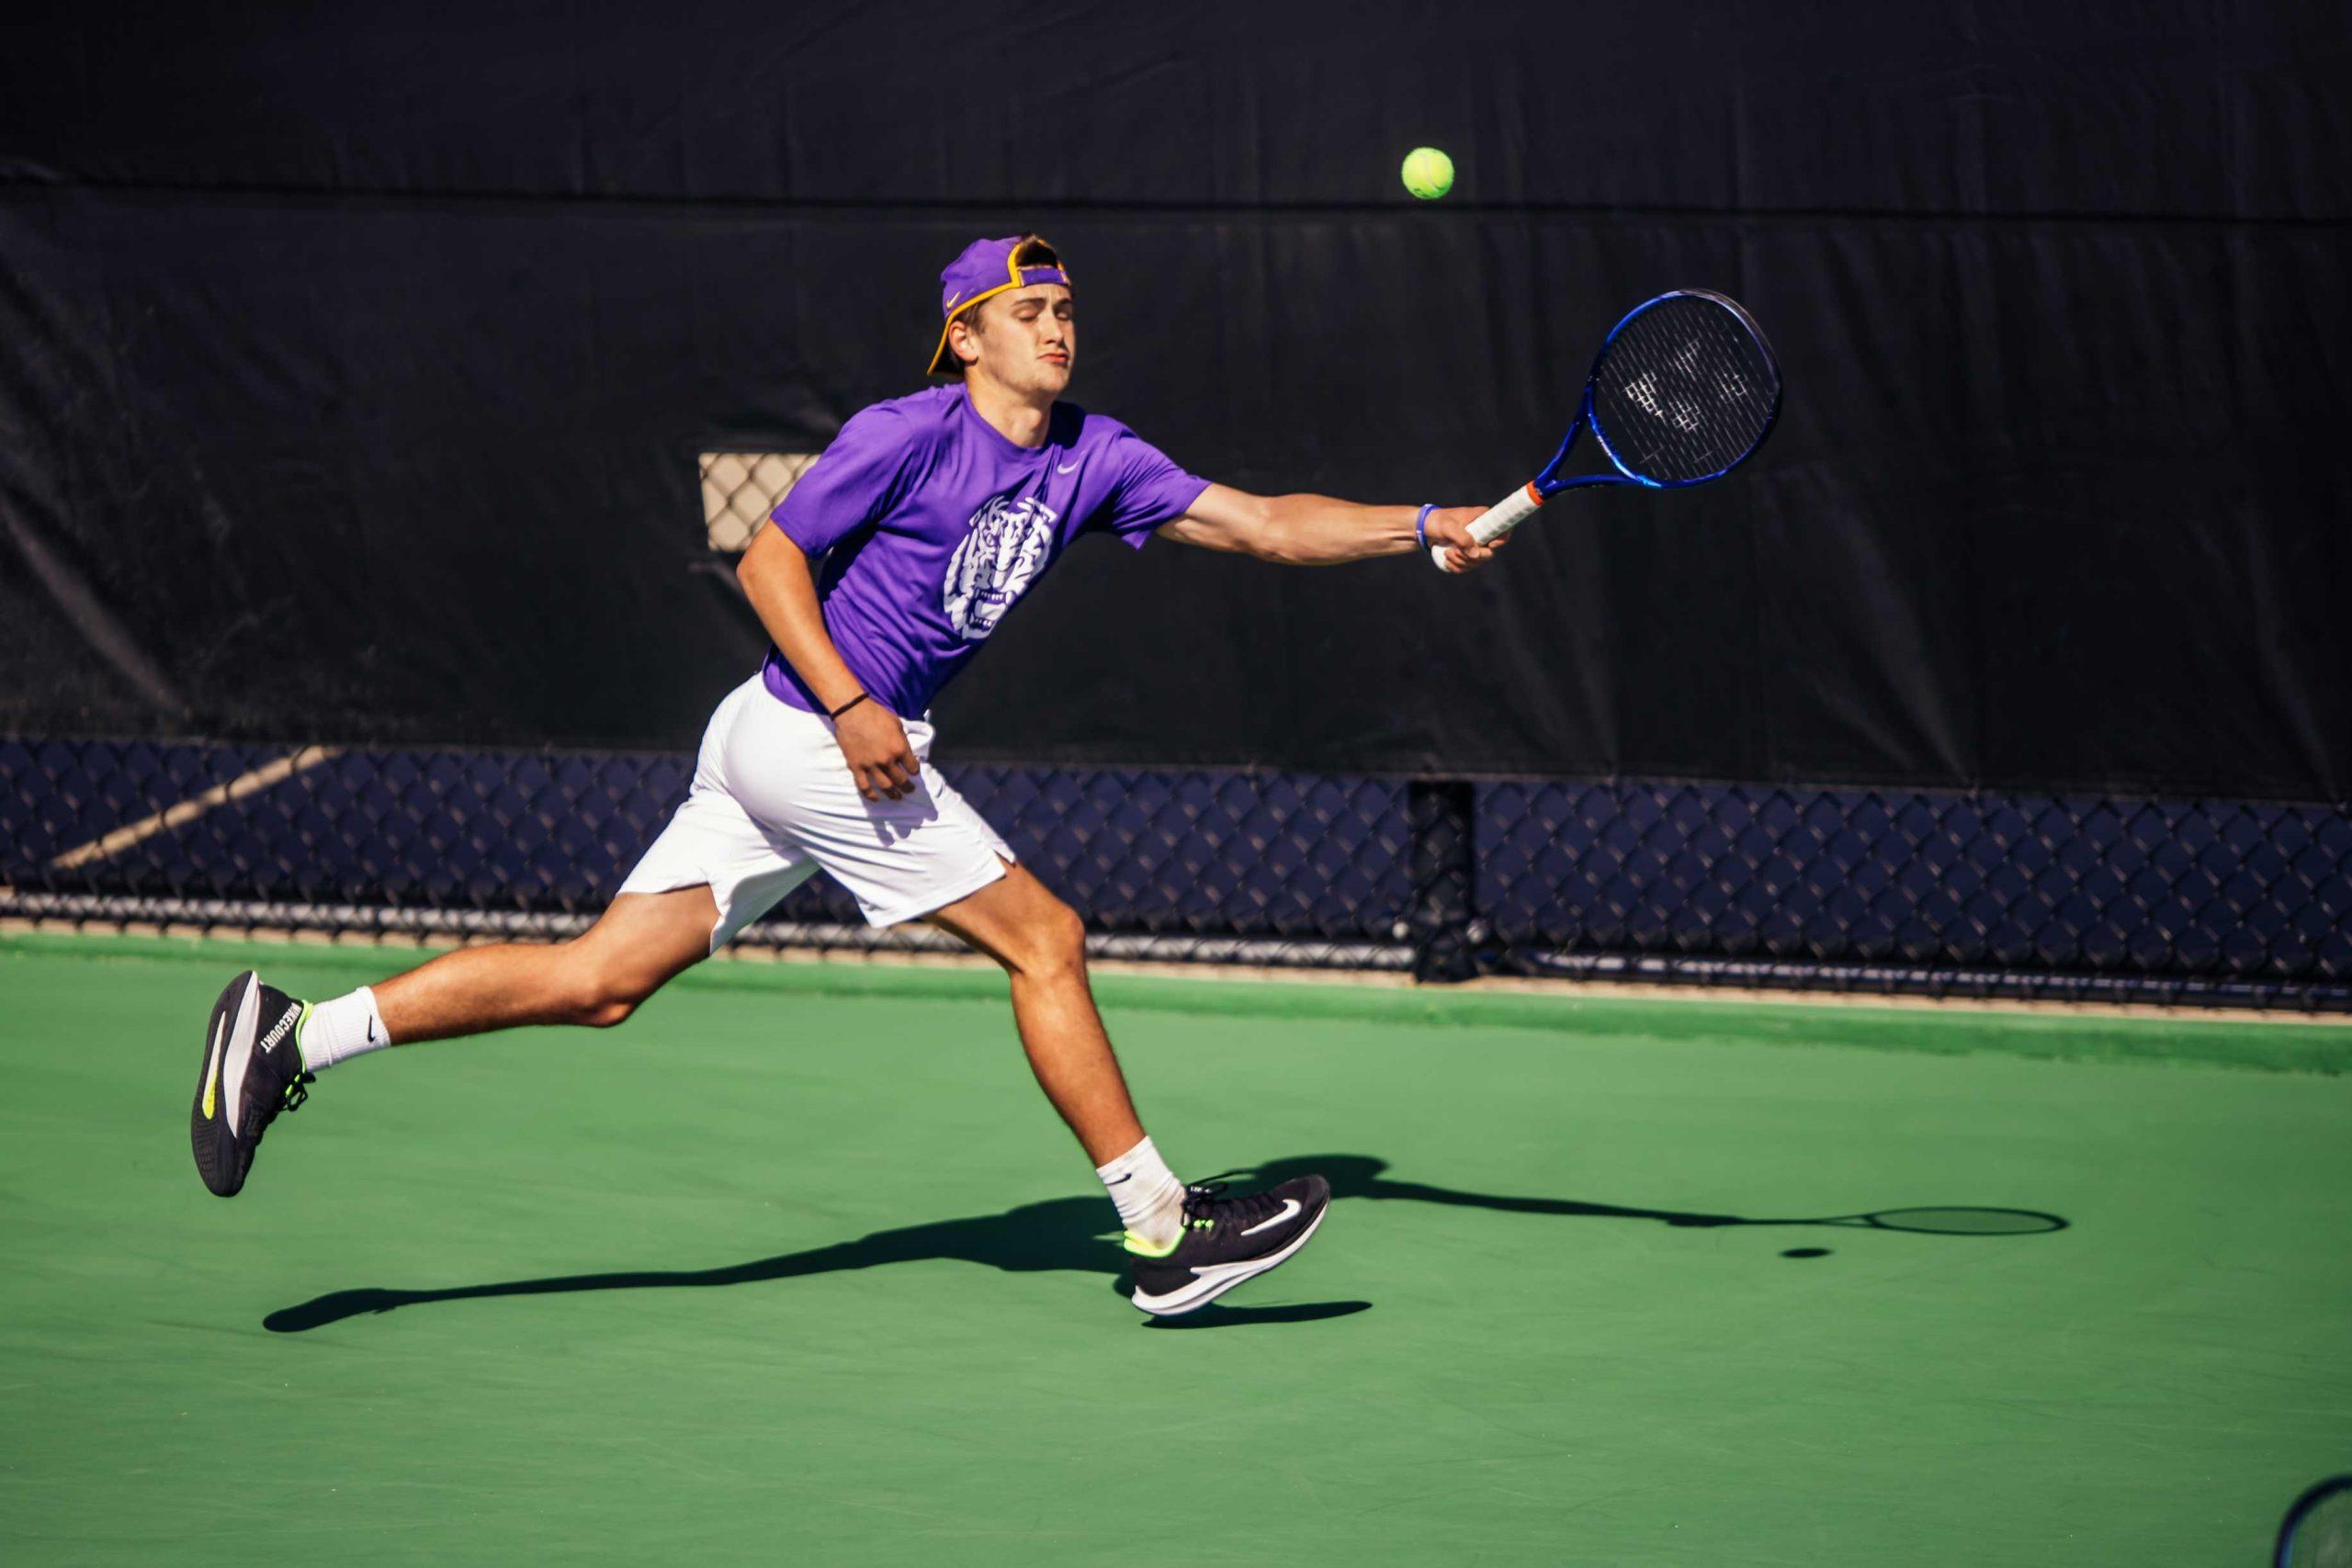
[1431,288,1781,571]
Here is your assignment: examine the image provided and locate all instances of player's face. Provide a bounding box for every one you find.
[967,285,1075,397]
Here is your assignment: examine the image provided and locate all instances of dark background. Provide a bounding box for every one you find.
[3,2,2346,797]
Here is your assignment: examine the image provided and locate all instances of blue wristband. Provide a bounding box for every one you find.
[1413,502,1438,551]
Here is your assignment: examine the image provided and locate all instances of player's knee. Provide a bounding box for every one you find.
[559,952,657,1028]
[1009,897,1088,980]
[575,991,639,1029]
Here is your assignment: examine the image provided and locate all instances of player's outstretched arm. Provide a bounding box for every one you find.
[1157,483,1502,571]
[737,525,922,802]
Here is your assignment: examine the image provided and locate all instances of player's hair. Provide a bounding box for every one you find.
[947,301,989,373]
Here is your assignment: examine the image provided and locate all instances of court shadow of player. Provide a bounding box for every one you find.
[266,1154,2059,1334]
[264,1194,1371,1335]
[1212,1154,2069,1240]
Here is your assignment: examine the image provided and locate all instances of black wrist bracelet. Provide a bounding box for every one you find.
[829,693,871,719]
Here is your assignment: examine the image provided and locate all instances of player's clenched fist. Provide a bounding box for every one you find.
[834,700,921,800]
[1424,505,1508,574]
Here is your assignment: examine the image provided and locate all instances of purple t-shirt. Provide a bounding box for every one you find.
[762,385,1210,717]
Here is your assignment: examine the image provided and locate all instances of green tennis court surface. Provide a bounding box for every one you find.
[5,932,2348,1564]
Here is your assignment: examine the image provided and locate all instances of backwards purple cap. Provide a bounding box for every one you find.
[926,234,1072,376]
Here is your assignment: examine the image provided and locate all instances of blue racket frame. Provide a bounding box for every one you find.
[1529,288,1783,496]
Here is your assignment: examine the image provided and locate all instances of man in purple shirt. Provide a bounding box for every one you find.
[188,234,1499,1317]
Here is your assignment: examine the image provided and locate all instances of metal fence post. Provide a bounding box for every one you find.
[1408,779,1478,983]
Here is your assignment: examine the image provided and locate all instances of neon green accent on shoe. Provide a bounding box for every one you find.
[1121,1229,1181,1258]
[292,1000,315,1071]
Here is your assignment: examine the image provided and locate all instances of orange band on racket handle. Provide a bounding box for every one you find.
[1429,480,1544,572]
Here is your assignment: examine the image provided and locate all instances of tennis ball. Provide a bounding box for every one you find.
[1401,146,1454,200]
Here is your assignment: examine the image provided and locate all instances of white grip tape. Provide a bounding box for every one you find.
[1428,484,1543,572]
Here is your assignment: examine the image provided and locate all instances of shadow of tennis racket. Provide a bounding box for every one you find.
[1216,1156,2068,1240]
[2277,1476,2352,1568]
[1763,1207,2064,1235]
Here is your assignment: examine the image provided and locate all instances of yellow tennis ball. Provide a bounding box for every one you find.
[1401,146,1454,200]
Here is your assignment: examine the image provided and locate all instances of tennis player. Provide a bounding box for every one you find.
[188,234,1500,1316]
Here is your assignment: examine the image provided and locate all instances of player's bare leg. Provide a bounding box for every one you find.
[925,861,1331,1315]
[923,862,1144,1164]
[372,886,718,1041]
[187,886,716,1198]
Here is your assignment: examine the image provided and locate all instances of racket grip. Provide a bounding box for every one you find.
[1428,483,1543,572]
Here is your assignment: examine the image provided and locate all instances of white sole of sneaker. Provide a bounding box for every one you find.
[1130,1205,1329,1317]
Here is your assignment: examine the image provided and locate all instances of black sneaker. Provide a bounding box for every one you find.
[189,972,315,1198]
[1125,1175,1331,1316]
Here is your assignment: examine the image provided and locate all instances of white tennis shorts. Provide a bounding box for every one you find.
[617,674,1012,950]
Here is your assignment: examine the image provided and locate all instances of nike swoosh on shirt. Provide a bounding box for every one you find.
[1240,1198,1302,1236]
[1057,462,1078,474]
[200,1013,226,1120]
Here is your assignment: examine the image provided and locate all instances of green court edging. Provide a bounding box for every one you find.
[4,928,2346,1075]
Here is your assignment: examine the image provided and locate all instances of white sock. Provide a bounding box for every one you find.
[297,987,392,1073]
[1096,1135,1185,1248]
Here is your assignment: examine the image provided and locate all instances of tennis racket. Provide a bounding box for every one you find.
[2279,1478,2352,1568]
[1430,288,1781,571]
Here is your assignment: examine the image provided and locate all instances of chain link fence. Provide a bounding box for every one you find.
[700,451,820,553]
[5,736,2347,1010]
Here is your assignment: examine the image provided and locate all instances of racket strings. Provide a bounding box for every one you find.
[1589,295,1778,484]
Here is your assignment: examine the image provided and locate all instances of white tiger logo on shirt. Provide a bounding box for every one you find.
[944,492,1058,642]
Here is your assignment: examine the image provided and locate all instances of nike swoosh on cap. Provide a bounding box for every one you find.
[1241,1198,1302,1236]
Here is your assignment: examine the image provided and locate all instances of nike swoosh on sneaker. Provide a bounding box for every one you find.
[1241,1198,1301,1236]
[220,975,260,1135]
[200,1013,226,1120]
[1181,1256,1274,1289]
